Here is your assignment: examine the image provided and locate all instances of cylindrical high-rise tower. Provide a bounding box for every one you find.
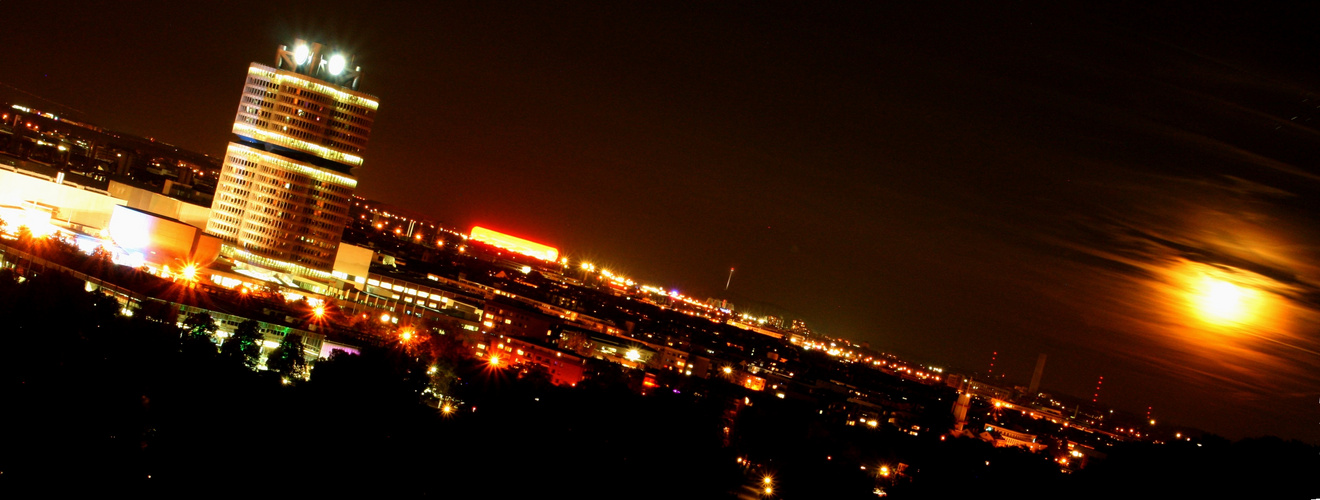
[206,40,378,280]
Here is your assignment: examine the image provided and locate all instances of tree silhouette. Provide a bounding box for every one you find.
[178,311,219,358]
[182,311,218,340]
[221,319,263,369]
[267,334,307,378]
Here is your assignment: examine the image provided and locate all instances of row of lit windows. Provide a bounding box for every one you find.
[277,105,324,122]
[366,277,464,306]
[276,95,327,114]
[278,125,321,145]
[218,186,251,202]
[239,116,270,129]
[215,199,247,215]
[247,213,290,232]
[326,119,370,139]
[276,114,323,136]
[247,77,278,90]
[221,177,349,217]
[330,109,372,128]
[241,95,274,109]
[243,86,279,102]
[293,244,334,259]
[324,128,368,149]
[207,222,237,240]
[241,233,291,252]
[236,106,273,123]
[226,142,359,186]
[324,139,362,154]
[281,86,335,106]
[210,212,242,229]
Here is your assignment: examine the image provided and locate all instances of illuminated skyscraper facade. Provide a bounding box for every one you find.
[206,40,378,277]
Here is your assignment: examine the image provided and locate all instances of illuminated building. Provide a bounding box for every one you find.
[107,205,222,269]
[489,337,586,387]
[206,40,378,279]
[340,272,486,325]
[482,298,558,338]
[469,226,559,262]
[555,325,656,369]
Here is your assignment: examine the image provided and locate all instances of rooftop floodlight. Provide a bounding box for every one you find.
[293,44,311,65]
[328,54,347,75]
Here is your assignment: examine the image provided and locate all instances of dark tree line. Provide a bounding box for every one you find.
[1,268,1314,498]
[0,269,742,497]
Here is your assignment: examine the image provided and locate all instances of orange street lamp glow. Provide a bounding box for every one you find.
[180,263,198,281]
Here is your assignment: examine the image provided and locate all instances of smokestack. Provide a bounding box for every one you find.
[952,379,972,431]
[1028,353,1047,394]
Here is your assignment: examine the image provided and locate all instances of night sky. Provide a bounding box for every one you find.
[5,1,1320,442]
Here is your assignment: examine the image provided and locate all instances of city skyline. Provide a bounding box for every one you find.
[2,1,1319,443]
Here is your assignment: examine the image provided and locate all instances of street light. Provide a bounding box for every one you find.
[176,263,198,282]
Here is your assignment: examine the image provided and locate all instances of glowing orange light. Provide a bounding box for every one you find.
[469,226,559,262]
[180,263,198,281]
[1192,275,1259,326]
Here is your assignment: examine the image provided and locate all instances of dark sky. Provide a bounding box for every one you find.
[5,1,1320,442]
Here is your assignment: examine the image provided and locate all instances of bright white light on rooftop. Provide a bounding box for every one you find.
[293,45,310,65]
[328,54,347,75]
